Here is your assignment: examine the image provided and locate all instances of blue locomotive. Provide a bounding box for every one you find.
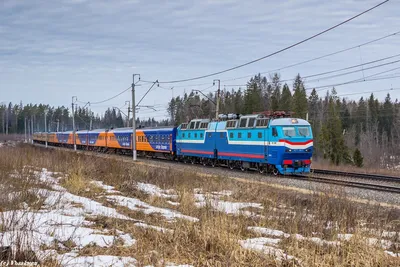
[33,113,313,175]
[176,113,313,175]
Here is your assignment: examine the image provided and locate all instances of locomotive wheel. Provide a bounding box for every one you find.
[202,158,207,166]
[191,158,196,165]
[229,161,235,170]
[272,168,279,176]
[258,165,265,174]
[240,164,246,172]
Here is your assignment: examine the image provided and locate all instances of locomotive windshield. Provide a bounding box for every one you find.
[298,127,310,137]
[282,127,296,137]
[281,126,312,138]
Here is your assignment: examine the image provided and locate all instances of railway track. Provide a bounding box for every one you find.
[296,174,400,194]
[29,143,400,194]
[311,169,400,183]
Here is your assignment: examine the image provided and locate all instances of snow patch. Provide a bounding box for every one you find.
[47,251,138,267]
[248,227,290,238]
[91,180,120,194]
[239,238,297,261]
[136,182,178,199]
[194,190,262,216]
[106,195,198,222]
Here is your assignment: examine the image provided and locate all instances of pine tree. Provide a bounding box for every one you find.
[353,148,364,167]
[279,83,292,111]
[292,74,308,119]
[270,73,281,111]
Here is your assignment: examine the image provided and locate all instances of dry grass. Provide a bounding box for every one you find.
[0,143,399,266]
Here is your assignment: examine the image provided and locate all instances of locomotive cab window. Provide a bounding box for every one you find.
[283,127,296,137]
[298,127,310,137]
[181,123,188,130]
[189,121,195,129]
[272,127,278,137]
[195,121,201,129]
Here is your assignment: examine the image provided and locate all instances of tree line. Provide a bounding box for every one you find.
[167,73,400,169]
[0,104,169,135]
[2,73,399,168]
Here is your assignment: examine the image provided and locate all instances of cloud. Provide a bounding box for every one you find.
[0,0,399,119]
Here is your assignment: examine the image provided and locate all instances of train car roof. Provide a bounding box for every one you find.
[140,127,175,132]
[269,118,310,126]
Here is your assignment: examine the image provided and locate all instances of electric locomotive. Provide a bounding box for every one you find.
[176,113,313,175]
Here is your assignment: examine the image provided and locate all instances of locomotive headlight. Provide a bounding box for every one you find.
[305,148,310,152]
[285,148,292,152]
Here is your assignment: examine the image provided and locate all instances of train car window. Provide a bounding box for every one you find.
[220,132,224,138]
[283,127,296,137]
[239,118,247,128]
[182,133,185,138]
[194,133,197,138]
[258,132,262,138]
[238,132,242,138]
[248,132,251,138]
[256,119,269,127]
[226,120,236,128]
[298,127,310,137]
[248,118,255,128]
[229,132,233,139]
[200,133,203,138]
[188,133,191,138]
[195,121,201,129]
[272,127,278,137]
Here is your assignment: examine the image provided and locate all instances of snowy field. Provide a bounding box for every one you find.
[0,145,398,266]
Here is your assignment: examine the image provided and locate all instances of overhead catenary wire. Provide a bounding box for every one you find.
[141,30,400,89]
[312,67,400,91]
[136,81,158,107]
[76,86,132,106]
[150,0,389,84]
[221,54,400,87]
[221,30,400,83]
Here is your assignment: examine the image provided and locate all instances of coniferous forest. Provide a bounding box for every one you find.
[1,73,399,169]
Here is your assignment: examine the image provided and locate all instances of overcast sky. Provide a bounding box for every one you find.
[1,0,399,120]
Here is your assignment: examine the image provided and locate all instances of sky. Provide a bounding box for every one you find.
[1,0,400,121]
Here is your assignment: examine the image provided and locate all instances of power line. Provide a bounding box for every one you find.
[136,81,158,107]
[305,58,400,83]
[77,86,132,105]
[222,30,400,83]
[152,0,389,84]
[142,29,400,89]
[313,66,400,91]
[223,63,400,89]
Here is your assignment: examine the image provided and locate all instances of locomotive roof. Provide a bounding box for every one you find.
[269,118,310,126]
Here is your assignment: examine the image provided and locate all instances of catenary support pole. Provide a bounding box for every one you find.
[72,96,77,151]
[24,117,27,143]
[44,110,48,148]
[132,74,140,161]
[213,79,220,120]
